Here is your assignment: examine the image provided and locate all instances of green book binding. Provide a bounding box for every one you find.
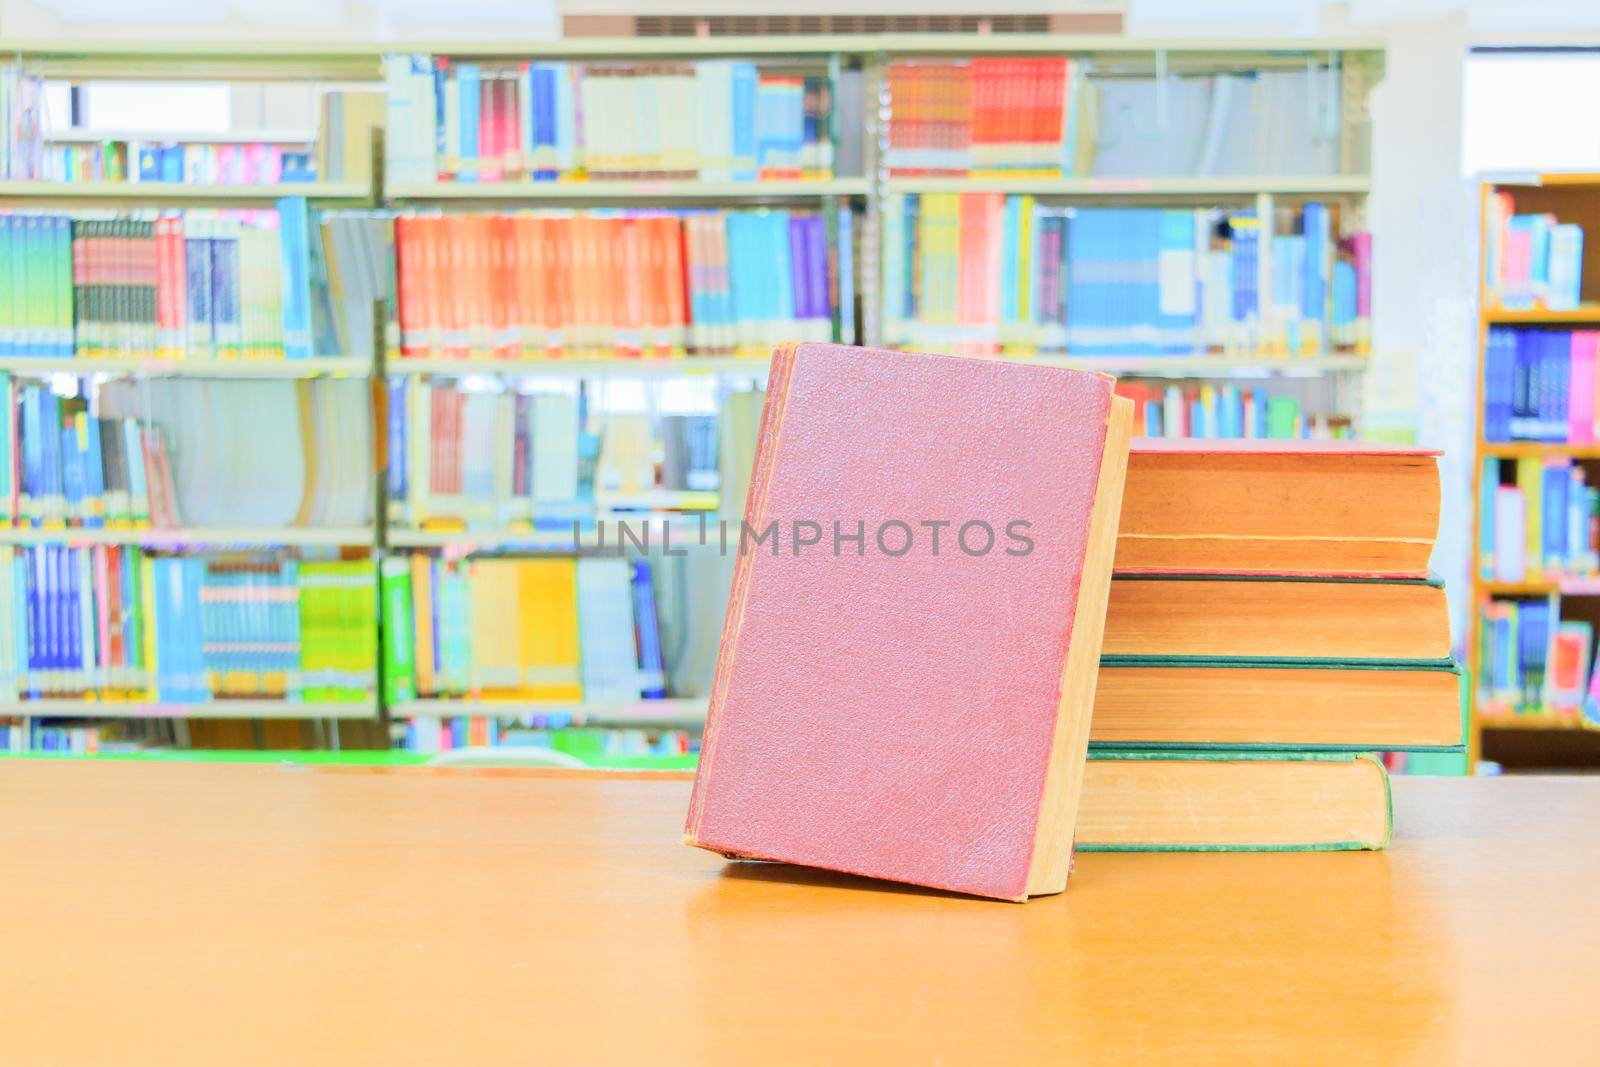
[1077,750,1393,853]
[380,556,418,705]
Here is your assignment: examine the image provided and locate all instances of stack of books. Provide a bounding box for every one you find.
[1078,439,1459,851]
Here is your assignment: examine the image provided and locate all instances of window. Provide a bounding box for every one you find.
[1463,49,1600,176]
[79,81,232,134]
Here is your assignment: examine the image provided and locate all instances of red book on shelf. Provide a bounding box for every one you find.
[1119,438,1442,577]
[685,343,1134,901]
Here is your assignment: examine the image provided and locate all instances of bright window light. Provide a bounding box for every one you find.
[81,82,231,134]
[1463,51,1600,176]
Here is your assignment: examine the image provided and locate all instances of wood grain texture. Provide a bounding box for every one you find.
[1,763,1596,1066]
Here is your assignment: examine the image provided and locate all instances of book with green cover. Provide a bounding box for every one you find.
[1077,750,1392,852]
[380,556,417,705]
[1091,656,1465,751]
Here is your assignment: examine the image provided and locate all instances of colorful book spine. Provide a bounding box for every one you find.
[882,196,1370,357]
[383,554,668,703]
[1485,195,1585,311]
[393,718,693,758]
[2,380,180,530]
[1113,380,1351,441]
[886,58,1085,177]
[385,378,719,530]
[1477,596,1600,728]
[0,201,384,362]
[393,208,831,361]
[1479,456,1600,582]
[0,545,375,703]
[1483,327,1600,443]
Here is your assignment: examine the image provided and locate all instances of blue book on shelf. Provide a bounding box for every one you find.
[730,63,758,181]
[1157,209,1197,355]
[769,212,795,333]
[159,146,183,183]
[1544,462,1569,570]
[551,64,575,174]
[137,146,161,182]
[630,562,666,699]
[280,152,316,182]
[82,416,105,529]
[277,197,315,359]
[186,232,215,360]
[63,546,80,689]
[457,63,481,183]
[1230,212,1259,332]
[1302,203,1329,328]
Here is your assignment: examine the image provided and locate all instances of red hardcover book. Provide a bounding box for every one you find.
[685,343,1134,901]
[1119,439,1443,577]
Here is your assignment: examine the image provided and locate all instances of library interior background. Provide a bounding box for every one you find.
[2,0,1600,779]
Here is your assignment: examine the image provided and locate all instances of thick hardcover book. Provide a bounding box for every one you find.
[1104,573,1450,660]
[685,343,1134,901]
[1092,657,1464,750]
[1119,439,1441,576]
[1078,750,1391,851]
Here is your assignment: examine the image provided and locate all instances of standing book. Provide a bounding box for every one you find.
[684,342,1134,901]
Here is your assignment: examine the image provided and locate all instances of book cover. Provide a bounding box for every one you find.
[685,343,1134,901]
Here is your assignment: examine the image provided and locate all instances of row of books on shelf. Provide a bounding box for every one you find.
[1479,456,1600,582]
[0,545,376,704]
[387,381,718,528]
[1477,598,1600,727]
[3,65,378,187]
[1,377,372,529]
[1482,328,1600,443]
[379,556,667,705]
[881,197,1370,355]
[1115,381,1349,440]
[34,140,319,186]
[0,719,106,753]
[2,378,178,528]
[0,204,391,361]
[395,719,693,757]
[1482,193,1585,311]
[394,208,845,361]
[885,61,1346,179]
[385,56,835,185]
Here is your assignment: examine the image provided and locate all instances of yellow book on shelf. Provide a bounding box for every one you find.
[1517,457,1543,578]
[411,553,435,697]
[518,559,582,701]
[139,553,158,701]
[469,560,522,694]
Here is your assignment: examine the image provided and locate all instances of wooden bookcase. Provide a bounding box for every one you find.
[1471,173,1600,770]
[0,34,1389,745]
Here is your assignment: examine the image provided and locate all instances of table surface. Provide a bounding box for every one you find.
[2,762,1596,1066]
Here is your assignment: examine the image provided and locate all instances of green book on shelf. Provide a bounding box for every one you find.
[1092,656,1465,751]
[1077,750,1392,852]
[380,556,417,705]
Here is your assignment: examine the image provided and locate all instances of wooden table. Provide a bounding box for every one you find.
[2,762,1596,1065]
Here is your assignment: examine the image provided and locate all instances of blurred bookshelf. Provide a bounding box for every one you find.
[3,33,1389,760]
[1471,173,1600,771]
